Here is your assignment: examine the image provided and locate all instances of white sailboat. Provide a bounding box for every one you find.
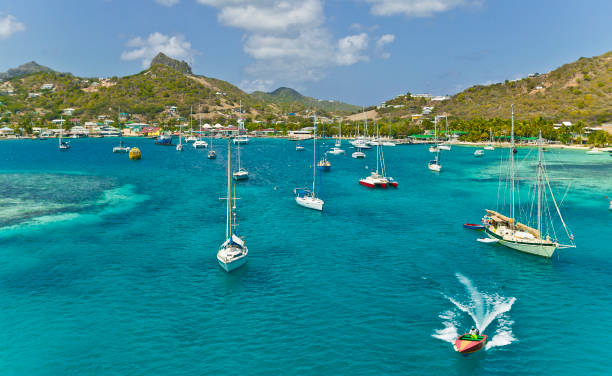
[232,141,248,180]
[482,105,575,258]
[438,116,451,150]
[429,117,439,153]
[176,114,184,151]
[428,144,442,172]
[113,107,130,153]
[193,105,208,149]
[58,116,70,150]
[186,111,197,143]
[484,128,495,150]
[207,128,216,159]
[474,149,485,157]
[360,125,398,187]
[217,137,248,272]
[295,113,324,211]
[329,121,345,154]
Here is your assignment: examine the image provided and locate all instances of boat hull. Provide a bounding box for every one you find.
[463,223,485,230]
[233,172,249,180]
[217,252,248,272]
[485,228,557,258]
[317,165,331,172]
[295,196,323,211]
[454,334,487,354]
[359,179,387,189]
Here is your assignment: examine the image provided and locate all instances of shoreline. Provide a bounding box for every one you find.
[0,135,609,150]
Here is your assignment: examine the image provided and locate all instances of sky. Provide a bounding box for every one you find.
[1,0,611,106]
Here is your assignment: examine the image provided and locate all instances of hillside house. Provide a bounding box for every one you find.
[41,83,54,90]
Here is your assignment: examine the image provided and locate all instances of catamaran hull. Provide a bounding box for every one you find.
[485,228,557,258]
[217,255,247,272]
[359,180,387,188]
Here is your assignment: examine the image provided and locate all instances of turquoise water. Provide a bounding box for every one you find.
[0,138,611,375]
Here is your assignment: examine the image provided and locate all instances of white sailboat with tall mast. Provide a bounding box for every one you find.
[217,137,248,272]
[233,142,248,180]
[176,112,184,151]
[484,128,495,150]
[193,105,208,149]
[482,105,575,258]
[359,124,398,188]
[438,116,451,151]
[294,113,324,211]
[329,120,345,155]
[429,117,439,153]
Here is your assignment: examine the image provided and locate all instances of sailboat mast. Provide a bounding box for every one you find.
[226,137,232,239]
[510,104,515,222]
[313,113,317,194]
[376,124,380,174]
[537,130,543,240]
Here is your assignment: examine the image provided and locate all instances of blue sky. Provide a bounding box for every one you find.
[1,0,611,106]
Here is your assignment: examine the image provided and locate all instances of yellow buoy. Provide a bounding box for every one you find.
[129,147,141,160]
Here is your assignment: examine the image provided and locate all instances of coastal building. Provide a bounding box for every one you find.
[251,128,276,136]
[28,92,42,98]
[288,129,313,140]
[63,108,75,116]
[0,126,15,136]
[41,83,54,91]
[51,119,66,126]
[70,125,89,136]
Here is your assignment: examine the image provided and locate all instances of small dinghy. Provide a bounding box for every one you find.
[463,223,484,230]
[477,238,498,244]
[454,334,487,354]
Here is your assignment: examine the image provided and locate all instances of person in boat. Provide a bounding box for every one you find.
[469,327,480,339]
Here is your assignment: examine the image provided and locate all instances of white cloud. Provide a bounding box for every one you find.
[376,34,395,48]
[0,15,26,39]
[366,0,477,17]
[196,0,373,88]
[336,33,369,65]
[121,32,197,68]
[239,79,275,92]
[154,0,180,6]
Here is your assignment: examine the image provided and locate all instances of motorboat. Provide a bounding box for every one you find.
[474,149,485,157]
[454,333,487,354]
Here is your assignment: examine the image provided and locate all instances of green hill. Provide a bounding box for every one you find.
[0,55,359,128]
[252,87,360,114]
[0,61,55,81]
[376,51,612,125]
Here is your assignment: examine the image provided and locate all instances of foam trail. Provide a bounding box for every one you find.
[433,274,517,350]
[432,310,459,343]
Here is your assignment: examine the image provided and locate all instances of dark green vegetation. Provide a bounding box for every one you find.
[150,53,192,75]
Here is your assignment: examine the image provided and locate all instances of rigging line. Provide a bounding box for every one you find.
[543,167,573,242]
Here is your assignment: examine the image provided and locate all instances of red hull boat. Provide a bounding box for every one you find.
[463,223,485,230]
[454,334,487,354]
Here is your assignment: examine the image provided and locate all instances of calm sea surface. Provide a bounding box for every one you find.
[0,138,610,375]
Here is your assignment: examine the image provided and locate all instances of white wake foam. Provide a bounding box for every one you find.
[433,273,517,351]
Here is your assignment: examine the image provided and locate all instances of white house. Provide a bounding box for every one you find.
[0,126,14,136]
[41,83,54,90]
[63,108,75,116]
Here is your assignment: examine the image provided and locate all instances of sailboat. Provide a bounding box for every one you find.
[317,152,331,171]
[484,128,495,150]
[294,113,325,211]
[438,116,451,151]
[360,125,398,188]
[232,142,248,180]
[193,105,208,149]
[113,107,130,153]
[429,117,439,153]
[351,110,371,149]
[296,140,305,151]
[482,105,575,258]
[176,120,184,151]
[428,148,441,172]
[207,128,216,159]
[186,110,197,143]
[217,137,248,272]
[58,116,70,150]
[352,146,366,158]
[329,121,345,155]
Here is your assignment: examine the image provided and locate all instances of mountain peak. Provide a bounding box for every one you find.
[150,52,192,75]
[0,61,54,80]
